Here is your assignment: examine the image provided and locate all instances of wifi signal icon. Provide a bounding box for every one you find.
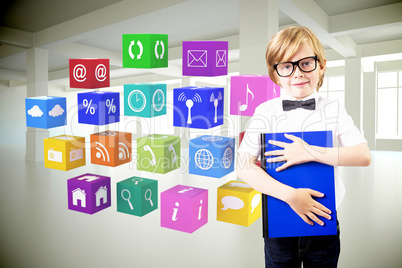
[118,142,130,160]
[95,142,110,162]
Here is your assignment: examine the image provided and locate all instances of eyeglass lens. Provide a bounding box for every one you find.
[276,57,317,77]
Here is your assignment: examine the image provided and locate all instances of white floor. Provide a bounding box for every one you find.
[1,141,402,267]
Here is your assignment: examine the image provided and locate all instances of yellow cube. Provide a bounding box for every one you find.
[44,135,86,171]
[217,180,261,227]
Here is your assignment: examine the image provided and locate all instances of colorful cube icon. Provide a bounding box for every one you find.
[122,34,168,68]
[189,135,235,178]
[69,59,110,89]
[44,135,85,171]
[217,180,261,226]
[77,91,120,125]
[25,96,66,129]
[90,131,132,167]
[124,83,166,118]
[137,134,180,174]
[182,41,228,77]
[173,86,224,129]
[117,176,158,217]
[67,173,111,214]
[230,75,280,116]
[161,185,208,233]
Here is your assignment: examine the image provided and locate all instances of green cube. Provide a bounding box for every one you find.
[137,134,180,174]
[122,34,168,68]
[124,83,166,118]
[117,177,158,217]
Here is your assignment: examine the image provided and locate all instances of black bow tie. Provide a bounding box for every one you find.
[282,98,316,111]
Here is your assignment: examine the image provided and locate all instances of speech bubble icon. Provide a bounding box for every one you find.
[227,182,252,188]
[221,196,244,211]
[250,194,261,213]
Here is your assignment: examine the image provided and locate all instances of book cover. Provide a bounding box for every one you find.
[261,131,337,238]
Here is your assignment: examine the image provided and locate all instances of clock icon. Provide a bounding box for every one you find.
[152,89,165,112]
[128,90,146,112]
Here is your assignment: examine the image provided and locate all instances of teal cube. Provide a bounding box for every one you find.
[137,134,180,174]
[122,34,168,68]
[117,176,158,217]
[124,83,166,118]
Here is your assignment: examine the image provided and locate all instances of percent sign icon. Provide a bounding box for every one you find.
[106,99,116,114]
[83,99,95,114]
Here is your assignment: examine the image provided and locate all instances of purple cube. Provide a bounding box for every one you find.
[161,185,208,233]
[182,41,228,77]
[67,173,111,214]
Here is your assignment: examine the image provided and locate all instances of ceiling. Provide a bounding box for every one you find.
[0,0,401,87]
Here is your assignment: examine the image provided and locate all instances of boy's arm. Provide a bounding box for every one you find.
[236,151,332,226]
[266,134,371,171]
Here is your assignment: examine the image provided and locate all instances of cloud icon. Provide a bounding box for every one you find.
[49,104,64,117]
[27,105,43,117]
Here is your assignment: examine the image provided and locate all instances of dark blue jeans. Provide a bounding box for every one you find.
[264,222,340,267]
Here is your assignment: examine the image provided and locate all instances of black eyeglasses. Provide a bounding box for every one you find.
[273,56,318,77]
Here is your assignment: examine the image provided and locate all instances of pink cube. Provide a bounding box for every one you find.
[161,185,208,233]
[230,75,280,116]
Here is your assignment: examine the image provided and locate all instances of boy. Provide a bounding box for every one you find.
[236,26,371,267]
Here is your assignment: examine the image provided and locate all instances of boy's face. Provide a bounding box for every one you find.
[277,43,325,100]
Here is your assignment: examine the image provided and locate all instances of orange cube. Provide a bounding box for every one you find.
[90,131,132,167]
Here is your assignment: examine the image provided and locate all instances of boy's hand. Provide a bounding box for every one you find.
[265,134,314,171]
[286,188,332,226]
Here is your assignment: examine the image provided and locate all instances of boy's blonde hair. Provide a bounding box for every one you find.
[266,26,326,90]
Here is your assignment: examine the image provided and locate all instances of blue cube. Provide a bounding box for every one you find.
[189,135,235,178]
[124,83,166,118]
[77,91,120,125]
[173,86,224,129]
[25,96,67,129]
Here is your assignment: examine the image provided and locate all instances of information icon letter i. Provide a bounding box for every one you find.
[172,202,179,221]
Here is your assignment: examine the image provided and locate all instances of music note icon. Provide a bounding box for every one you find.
[239,84,254,112]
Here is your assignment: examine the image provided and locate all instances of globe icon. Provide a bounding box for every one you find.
[222,148,233,168]
[195,149,214,170]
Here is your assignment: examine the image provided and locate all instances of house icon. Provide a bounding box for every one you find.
[96,186,108,207]
[72,188,86,207]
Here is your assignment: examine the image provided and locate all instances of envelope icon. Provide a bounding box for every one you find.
[216,50,226,67]
[188,50,207,67]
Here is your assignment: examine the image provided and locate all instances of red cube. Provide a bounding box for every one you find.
[69,59,110,89]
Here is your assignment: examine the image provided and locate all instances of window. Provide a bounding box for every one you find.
[318,76,345,107]
[376,71,402,138]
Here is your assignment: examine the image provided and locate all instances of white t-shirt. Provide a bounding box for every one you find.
[238,91,367,208]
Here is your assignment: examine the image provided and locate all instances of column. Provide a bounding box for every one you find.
[362,71,376,149]
[344,57,362,130]
[25,47,49,162]
[238,0,279,132]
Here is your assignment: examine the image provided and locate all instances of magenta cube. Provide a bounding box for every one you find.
[182,41,228,77]
[67,173,111,214]
[230,75,280,116]
[161,185,208,233]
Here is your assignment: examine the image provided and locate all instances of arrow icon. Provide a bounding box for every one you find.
[137,40,143,59]
[128,40,143,60]
[155,40,165,59]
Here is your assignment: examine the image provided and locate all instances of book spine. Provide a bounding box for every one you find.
[260,133,269,238]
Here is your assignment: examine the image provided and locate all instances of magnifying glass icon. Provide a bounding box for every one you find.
[145,189,153,207]
[121,189,134,210]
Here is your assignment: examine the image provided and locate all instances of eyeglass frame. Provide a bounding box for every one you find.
[273,56,319,77]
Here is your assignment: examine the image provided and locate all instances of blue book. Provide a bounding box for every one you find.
[260,131,337,238]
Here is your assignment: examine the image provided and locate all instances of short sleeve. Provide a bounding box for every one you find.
[238,106,272,157]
